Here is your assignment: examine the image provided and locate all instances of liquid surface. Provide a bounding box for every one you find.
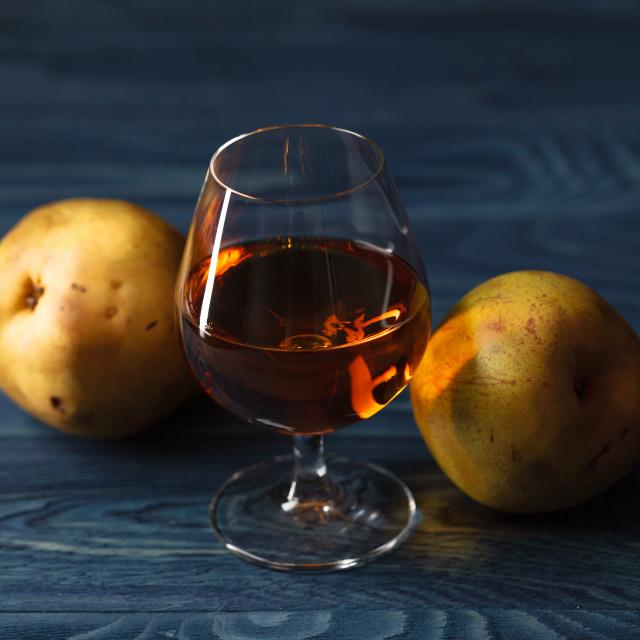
[180,239,431,434]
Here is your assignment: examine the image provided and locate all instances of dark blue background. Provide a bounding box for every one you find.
[1,1,640,638]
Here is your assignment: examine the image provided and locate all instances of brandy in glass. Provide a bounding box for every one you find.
[176,125,431,571]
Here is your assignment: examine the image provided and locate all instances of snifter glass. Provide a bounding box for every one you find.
[175,124,431,571]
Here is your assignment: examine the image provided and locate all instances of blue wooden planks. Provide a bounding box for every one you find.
[3,395,640,619]
[1,1,640,638]
[4,609,640,640]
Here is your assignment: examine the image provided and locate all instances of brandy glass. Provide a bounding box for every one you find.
[176,124,431,571]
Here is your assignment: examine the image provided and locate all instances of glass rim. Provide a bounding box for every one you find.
[208,123,386,205]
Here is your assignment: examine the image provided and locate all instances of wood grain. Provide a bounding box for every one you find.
[1,0,640,637]
[3,609,640,640]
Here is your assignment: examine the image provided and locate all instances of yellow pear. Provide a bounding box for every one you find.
[0,199,194,438]
[411,271,640,513]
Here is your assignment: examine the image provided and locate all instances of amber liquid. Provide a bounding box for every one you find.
[180,239,431,434]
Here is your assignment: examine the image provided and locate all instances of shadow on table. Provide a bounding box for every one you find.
[30,396,287,487]
[391,463,640,606]
[409,463,640,533]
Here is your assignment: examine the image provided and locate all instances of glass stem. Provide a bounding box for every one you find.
[284,435,334,508]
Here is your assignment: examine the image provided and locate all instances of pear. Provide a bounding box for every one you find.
[0,199,194,438]
[411,271,640,513]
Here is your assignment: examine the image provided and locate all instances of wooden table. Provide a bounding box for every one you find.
[2,1,640,637]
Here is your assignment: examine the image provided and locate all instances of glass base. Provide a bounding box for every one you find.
[210,454,417,572]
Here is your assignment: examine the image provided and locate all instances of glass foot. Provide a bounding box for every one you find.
[210,454,417,572]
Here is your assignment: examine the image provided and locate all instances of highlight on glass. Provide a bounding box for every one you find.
[175,124,431,571]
